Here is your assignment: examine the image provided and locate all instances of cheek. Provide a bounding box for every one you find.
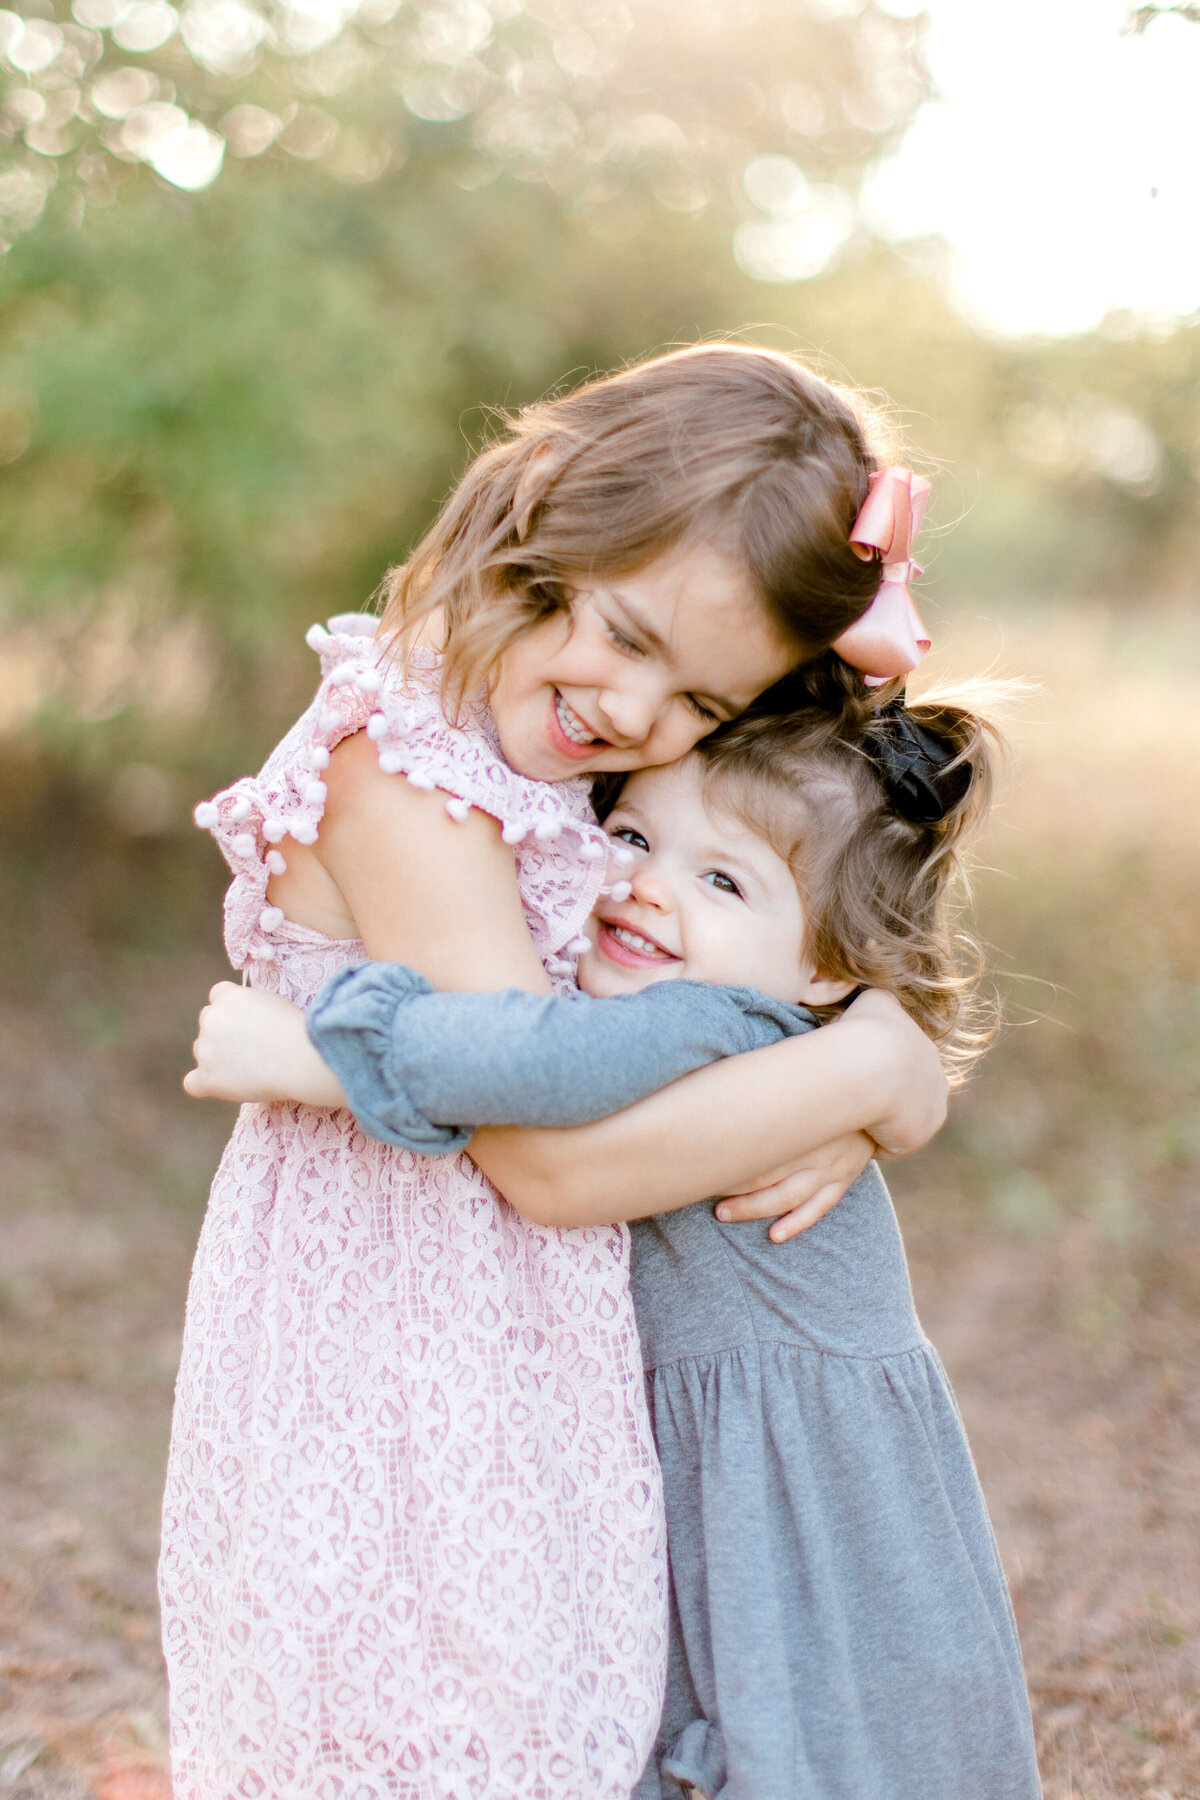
[707,912,781,983]
[753,921,811,996]
[510,613,580,687]
[574,953,604,996]
[642,709,711,767]
[493,640,542,713]
[677,906,739,977]
[556,606,619,671]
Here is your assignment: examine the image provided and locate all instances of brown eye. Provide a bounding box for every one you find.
[702,869,743,898]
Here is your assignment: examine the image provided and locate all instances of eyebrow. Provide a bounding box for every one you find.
[609,590,740,720]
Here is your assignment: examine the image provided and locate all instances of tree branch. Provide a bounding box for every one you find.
[1126,2,1200,32]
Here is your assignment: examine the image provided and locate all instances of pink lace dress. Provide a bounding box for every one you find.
[160,616,667,1800]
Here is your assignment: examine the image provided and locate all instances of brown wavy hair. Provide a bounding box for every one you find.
[380,343,898,715]
[689,685,1011,1082]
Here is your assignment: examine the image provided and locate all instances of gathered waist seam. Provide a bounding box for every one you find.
[643,1334,933,1376]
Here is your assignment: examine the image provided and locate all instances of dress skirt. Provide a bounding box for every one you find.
[629,1165,1042,1800]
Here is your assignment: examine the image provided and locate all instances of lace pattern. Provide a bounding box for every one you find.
[162,621,667,1799]
[193,616,613,983]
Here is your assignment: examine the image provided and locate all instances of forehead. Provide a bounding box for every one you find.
[616,758,790,871]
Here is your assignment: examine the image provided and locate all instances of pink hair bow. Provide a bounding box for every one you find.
[831,467,932,687]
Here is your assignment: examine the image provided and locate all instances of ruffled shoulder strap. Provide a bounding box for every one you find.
[194,616,618,976]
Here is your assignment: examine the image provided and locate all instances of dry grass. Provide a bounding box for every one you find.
[1,602,1197,1799]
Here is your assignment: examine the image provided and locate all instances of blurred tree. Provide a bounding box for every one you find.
[0,0,927,234]
[0,164,743,773]
[1126,4,1200,29]
[0,0,934,797]
[1,0,1196,917]
[3,179,1197,797]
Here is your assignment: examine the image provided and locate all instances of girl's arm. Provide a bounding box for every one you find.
[712,1131,879,1239]
[186,983,938,1233]
[302,730,554,992]
[187,729,554,1100]
[304,963,806,1151]
[469,988,942,1228]
[187,731,945,1214]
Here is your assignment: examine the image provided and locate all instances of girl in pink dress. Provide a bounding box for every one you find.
[166,345,947,1800]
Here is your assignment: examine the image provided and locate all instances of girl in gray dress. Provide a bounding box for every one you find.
[292,689,1042,1800]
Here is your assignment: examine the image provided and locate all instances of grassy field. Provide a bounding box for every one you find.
[1,602,1197,1800]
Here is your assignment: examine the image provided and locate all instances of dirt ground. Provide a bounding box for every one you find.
[1,937,1197,1800]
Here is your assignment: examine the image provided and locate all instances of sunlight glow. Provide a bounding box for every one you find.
[864,0,1200,336]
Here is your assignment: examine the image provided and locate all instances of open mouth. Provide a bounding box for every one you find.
[596,918,681,968]
[549,692,607,758]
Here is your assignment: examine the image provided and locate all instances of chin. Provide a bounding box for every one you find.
[502,726,596,785]
[577,952,679,998]
[576,955,615,998]
[492,723,546,782]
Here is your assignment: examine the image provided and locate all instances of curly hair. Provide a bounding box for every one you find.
[596,682,1011,1083]
[696,687,1010,1080]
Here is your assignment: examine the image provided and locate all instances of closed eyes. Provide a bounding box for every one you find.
[602,618,645,658]
[602,623,720,726]
[685,695,721,723]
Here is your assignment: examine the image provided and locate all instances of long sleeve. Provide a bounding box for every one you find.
[307,962,814,1154]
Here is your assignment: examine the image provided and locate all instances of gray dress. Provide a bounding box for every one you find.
[309,965,1042,1800]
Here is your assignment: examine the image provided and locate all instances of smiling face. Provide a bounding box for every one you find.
[487,543,799,783]
[575,757,856,1008]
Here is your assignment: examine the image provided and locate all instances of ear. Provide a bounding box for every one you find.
[795,968,858,1008]
[512,441,561,542]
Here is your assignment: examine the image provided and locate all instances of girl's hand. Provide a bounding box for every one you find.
[183,982,348,1108]
[474,985,948,1230]
[837,988,948,1156]
[713,1131,876,1242]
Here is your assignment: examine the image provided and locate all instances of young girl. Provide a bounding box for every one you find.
[194,697,1042,1800]
[169,344,950,1800]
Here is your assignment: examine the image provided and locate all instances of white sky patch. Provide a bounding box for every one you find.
[864,0,1200,336]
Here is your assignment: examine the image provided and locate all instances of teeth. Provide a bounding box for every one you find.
[609,924,669,957]
[555,693,595,745]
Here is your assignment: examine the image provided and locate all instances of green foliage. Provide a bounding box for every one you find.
[1126,3,1200,30]
[0,0,1197,846]
[0,157,792,788]
[0,0,935,801]
[0,0,926,224]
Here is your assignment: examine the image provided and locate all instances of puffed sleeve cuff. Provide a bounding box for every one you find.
[307,963,473,1155]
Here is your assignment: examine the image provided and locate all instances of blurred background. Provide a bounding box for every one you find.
[1,0,1197,1795]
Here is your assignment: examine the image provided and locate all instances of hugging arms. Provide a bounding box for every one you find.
[187,733,947,1234]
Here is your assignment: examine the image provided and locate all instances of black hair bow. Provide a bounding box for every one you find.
[869,700,971,824]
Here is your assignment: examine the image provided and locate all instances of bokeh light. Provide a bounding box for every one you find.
[866,0,1200,334]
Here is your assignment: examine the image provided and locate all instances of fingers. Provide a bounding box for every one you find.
[714,1170,852,1237]
[766,1182,848,1242]
[715,1170,825,1223]
[185,994,228,1095]
[722,1165,792,1196]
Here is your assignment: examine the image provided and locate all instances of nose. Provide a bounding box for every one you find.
[626,857,675,914]
[595,674,663,748]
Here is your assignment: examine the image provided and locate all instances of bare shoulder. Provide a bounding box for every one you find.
[311,728,549,989]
